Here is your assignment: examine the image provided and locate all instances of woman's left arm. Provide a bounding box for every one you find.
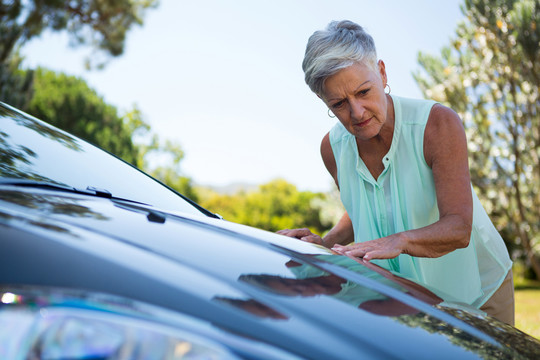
[332,104,473,260]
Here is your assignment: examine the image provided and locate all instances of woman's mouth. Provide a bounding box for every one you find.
[357,117,372,127]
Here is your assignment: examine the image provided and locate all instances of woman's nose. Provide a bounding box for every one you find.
[349,100,365,120]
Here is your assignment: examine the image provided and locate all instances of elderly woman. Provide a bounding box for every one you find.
[278,20,514,324]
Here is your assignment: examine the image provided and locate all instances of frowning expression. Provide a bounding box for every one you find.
[320,61,389,142]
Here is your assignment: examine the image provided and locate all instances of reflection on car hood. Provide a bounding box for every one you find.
[1,186,539,359]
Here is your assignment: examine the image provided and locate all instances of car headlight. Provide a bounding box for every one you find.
[0,290,240,360]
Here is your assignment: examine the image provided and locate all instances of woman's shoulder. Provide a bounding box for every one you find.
[393,95,438,125]
[424,103,467,167]
[392,95,461,128]
[426,103,463,132]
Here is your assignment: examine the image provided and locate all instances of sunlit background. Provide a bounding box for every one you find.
[20,0,464,192]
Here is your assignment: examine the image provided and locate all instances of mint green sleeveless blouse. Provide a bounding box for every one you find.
[329,95,512,307]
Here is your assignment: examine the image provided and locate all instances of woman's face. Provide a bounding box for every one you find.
[320,61,389,141]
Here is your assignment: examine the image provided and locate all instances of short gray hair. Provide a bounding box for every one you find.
[302,20,378,95]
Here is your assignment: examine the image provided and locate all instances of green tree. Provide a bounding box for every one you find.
[198,178,332,234]
[0,0,157,67]
[26,67,142,165]
[0,52,33,109]
[0,1,198,201]
[0,0,157,108]
[23,67,198,199]
[414,0,539,278]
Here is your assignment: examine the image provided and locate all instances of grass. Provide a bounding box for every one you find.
[514,277,540,340]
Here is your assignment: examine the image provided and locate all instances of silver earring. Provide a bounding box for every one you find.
[327,108,336,118]
[384,84,391,94]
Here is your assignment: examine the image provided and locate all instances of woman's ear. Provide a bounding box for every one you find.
[378,60,387,85]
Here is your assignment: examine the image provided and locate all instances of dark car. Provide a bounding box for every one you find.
[1,101,539,360]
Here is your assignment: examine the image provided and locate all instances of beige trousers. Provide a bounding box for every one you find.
[480,270,515,326]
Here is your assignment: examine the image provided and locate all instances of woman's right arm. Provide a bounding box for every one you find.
[277,133,354,248]
[322,212,354,247]
[320,133,354,246]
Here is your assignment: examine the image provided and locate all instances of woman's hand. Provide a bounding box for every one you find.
[331,234,405,261]
[277,214,354,250]
[276,228,325,247]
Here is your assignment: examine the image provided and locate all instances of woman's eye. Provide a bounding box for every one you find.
[358,88,370,96]
[332,101,344,109]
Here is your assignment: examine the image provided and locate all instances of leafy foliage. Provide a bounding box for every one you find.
[198,179,333,234]
[21,67,198,200]
[0,0,157,108]
[25,68,141,165]
[0,52,33,109]
[0,0,158,67]
[414,0,539,277]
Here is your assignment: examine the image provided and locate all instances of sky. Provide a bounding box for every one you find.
[21,0,465,193]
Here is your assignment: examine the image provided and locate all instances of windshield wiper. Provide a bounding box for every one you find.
[0,179,150,205]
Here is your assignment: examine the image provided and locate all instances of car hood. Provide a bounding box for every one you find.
[1,186,539,359]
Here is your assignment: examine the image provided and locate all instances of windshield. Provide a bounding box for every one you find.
[0,103,207,216]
